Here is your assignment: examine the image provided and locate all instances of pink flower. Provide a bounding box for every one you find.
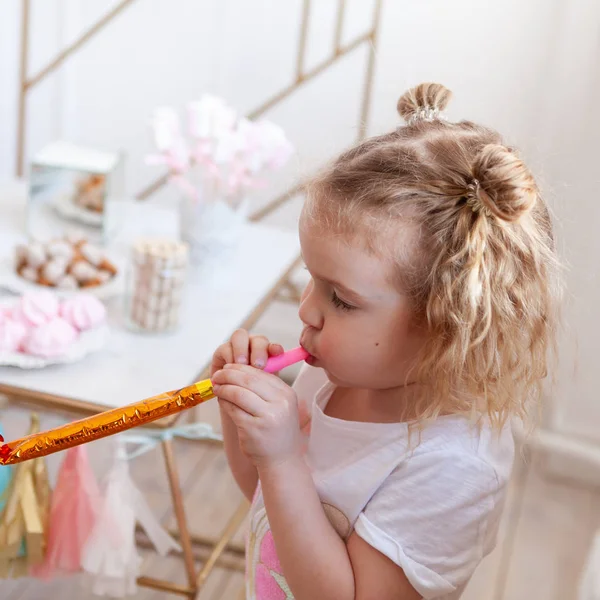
[151,107,182,152]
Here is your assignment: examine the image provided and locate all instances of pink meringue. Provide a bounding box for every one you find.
[0,318,29,353]
[22,317,78,358]
[12,291,60,327]
[60,294,106,331]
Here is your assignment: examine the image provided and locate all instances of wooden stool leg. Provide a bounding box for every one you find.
[195,500,249,596]
[162,438,197,596]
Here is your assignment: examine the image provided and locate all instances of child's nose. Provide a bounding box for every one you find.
[298,280,323,330]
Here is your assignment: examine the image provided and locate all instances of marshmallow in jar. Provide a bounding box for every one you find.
[125,238,188,333]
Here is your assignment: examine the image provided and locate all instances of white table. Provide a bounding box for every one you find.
[0,181,301,598]
[0,182,301,414]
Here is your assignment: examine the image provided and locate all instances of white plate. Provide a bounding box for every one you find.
[52,192,104,227]
[0,326,108,369]
[0,298,109,369]
[0,256,124,300]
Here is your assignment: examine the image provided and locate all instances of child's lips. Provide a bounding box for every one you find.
[300,340,318,364]
[303,348,321,367]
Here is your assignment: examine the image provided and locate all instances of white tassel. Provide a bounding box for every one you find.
[81,442,180,597]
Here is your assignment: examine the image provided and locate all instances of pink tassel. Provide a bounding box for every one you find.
[31,446,100,580]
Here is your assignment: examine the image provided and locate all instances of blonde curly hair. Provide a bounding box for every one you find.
[304,83,561,429]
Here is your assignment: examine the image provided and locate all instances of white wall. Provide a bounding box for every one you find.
[0,0,565,195]
[529,0,600,441]
[0,0,598,441]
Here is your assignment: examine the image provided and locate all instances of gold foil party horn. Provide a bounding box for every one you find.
[0,381,214,466]
[0,347,310,465]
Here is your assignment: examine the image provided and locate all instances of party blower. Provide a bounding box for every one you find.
[0,347,310,466]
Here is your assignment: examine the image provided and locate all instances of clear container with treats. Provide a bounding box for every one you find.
[124,238,189,334]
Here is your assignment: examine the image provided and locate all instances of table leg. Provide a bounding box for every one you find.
[162,437,198,596]
[195,499,249,596]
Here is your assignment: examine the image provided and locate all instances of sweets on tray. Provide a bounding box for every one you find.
[22,318,78,358]
[0,291,106,358]
[73,174,105,213]
[0,318,28,354]
[14,237,118,290]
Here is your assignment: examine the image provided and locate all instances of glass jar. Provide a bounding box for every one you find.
[123,238,189,334]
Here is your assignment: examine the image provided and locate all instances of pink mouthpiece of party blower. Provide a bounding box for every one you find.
[263,346,310,373]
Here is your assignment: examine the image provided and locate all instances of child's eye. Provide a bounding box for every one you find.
[331,291,355,311]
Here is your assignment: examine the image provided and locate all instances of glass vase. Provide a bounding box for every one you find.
[179,186,249,269]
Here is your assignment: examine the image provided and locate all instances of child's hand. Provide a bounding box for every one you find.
[210,328,284,376]
[211,363,301,468]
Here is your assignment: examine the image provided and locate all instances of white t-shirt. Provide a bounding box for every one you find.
[245,364,515,600]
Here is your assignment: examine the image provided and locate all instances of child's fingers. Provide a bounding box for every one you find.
[210,342,234,377]
[231,329,250,364]
[250,336,270,368]
[268,343,284,357]
[212,383,266,416]
[215,364,290,400]
[218,398,254,424]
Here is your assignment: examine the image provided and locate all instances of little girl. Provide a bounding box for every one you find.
[210,82,560,600]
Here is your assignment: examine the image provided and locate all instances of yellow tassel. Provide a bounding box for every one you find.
[0,461,26,560]
[0,413,50,576]
[33,454,51,530]
[0,557,30,579]
[20,467,44,566]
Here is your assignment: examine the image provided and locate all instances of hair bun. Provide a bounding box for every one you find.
[397,82,452,124]
[472,145,538,222]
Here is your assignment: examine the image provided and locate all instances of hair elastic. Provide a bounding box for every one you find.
[465,180,492,217]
